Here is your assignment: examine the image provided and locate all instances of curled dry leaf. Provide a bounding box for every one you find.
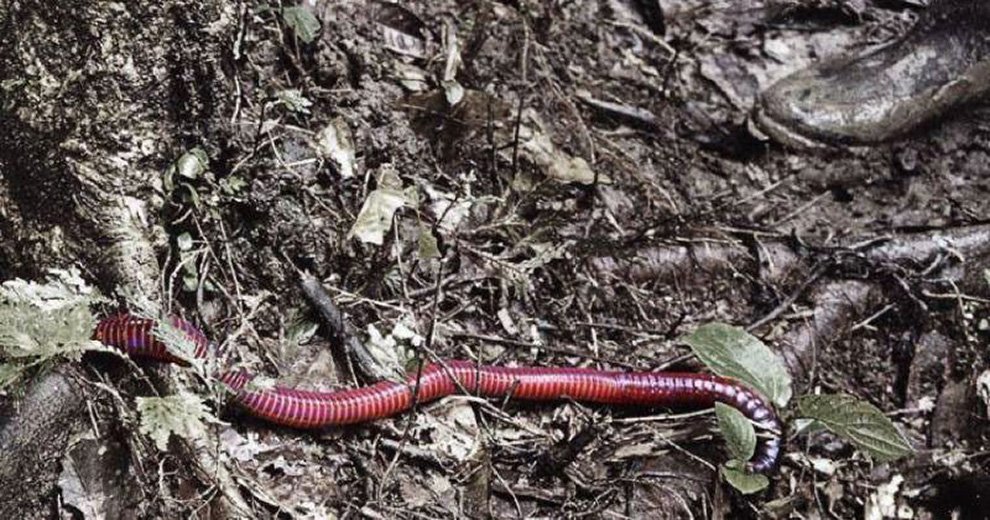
[393,62,429,92]
[519,129,605,185]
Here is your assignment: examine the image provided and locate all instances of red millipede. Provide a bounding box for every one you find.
[94,313,783,474]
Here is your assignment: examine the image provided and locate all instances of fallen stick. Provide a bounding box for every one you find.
[299,273,394,383]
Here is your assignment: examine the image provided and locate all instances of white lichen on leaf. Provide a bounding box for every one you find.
[276,88,313,114]
[137,391,219,451]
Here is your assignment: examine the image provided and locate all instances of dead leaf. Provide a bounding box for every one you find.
[374,1,429,58]
[519,130,607,185]
[314,118,357,179]
[347,166,414,245]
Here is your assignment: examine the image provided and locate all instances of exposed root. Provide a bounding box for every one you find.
[0,368,84,518]
[589,224,990,386]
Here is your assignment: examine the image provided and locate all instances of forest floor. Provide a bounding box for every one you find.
[5,0,990,518]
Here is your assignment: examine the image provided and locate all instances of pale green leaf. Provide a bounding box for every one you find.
[221,175,247,194]
[797,393,913,462]
[0,269,102,364]
[181,182,201,208]
[286,318,318,347]
[182,270,198,293]
[790,417,828,437]
[180,252,199,293]
[151,318,206,374]
[418,227,440,259]
[682,323,792,407]
[137,392,218,451]
[176,232,193,251]
[715,402,756,461]
[282,6,320,44]
[365,323,402,373]
[443,80,465,106]
[176,148,208,179]
[1,267,96,311]
[245,375,276,392]
[721,462,769,494]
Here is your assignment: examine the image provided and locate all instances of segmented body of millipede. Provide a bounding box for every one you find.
[94,313,783,473]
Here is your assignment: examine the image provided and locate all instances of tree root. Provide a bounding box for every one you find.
[0,368,84,518]
[589,224,990,385]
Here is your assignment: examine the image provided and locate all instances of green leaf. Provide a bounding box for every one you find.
[179,252,199,293]
[1,78,25,91]
[176,148,208,179]
[443,80,465,106]
[152,317,206,372]
[221,175,247,194]
[682,323,792,407]
[286,318,318,347]
[137,392,218,451]
[276,88,313,114]
[721,462,769,494]
[715,402,756,461]
[182,271,198,293]
[796,393,913,462]
[282,6,320,44]
[790,417,828,437]
[1,267,96,311]
[180,182,201,209]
